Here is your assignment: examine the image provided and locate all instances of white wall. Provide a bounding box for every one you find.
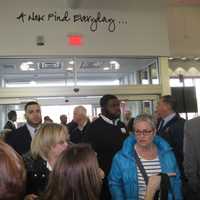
[168,5,200,56]
[0,0,169,56]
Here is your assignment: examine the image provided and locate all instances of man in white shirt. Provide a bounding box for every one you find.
[6,101,42,155]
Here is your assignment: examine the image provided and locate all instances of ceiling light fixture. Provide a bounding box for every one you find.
[20,62,34,71]
[103,67,110,71]
[29,80,36,85]
[110,61,120,70]
[168,57,174,60]
[181,57,187,61]
[66,67,73,71]
[69,60,75,65]
[194,57,200,61]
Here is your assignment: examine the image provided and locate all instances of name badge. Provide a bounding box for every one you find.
[121,128,126,134]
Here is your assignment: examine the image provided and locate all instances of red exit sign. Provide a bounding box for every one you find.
[68,35,83,46]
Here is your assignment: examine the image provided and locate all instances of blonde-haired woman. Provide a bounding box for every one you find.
[24,123,69,200]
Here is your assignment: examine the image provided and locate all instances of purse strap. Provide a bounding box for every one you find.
[134,148,148,185]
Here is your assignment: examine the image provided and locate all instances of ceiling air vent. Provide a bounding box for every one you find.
[3,64,16,70]
[80,61,104,69]
[39,62,62,69]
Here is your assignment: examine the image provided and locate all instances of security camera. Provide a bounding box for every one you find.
[73,88,79,93]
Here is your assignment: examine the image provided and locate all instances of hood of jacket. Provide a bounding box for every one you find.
[120,134,172,159]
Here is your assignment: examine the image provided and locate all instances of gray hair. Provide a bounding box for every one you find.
[133,114,156,129]
[73,106,87,116]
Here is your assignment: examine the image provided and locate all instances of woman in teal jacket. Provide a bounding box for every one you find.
[108,114,182,200]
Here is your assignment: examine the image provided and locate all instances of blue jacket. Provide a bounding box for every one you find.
[108,135,182,200]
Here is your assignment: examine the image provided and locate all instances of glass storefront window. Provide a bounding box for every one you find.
[0,57,159,88]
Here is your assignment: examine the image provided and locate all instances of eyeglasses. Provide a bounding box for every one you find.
[135,129,154,137]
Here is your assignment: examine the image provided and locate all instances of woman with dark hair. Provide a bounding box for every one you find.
[0,140,26,200]
[44,144,103,200]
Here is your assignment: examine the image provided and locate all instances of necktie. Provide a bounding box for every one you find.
[34,128,38,133]
[158,119,164,133]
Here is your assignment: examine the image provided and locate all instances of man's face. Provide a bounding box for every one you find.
[60,115,67,124]
[156,99,170,119]
[73,110,84,124]
[25,104,42,127]
[104,98,121,119]
[13,114,17,122]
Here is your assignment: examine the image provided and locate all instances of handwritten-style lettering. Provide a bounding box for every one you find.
[16,12,26,23]
[16,10,124,32]
[28,12,45,22]
[48,11,70,22]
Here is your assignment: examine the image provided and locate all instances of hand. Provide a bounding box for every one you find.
[147,175,161,194]
[24,194,39,200]
[144,173,176,200]
[98,168,105,179]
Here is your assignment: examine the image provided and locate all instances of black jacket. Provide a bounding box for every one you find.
[85,116,127,200]
[4,120,16,131]
[23,153,50,197]
[67,120,78,135]
[5,125,32,155]
[85,116,127,174]
[157,114,185,177]
[70,120,91,143]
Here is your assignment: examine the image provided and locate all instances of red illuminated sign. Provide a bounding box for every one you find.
[68,35,82,46]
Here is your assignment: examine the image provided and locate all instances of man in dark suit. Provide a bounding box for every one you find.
[157,95,185,177]
[4,110,17,131]
[5,101,42,155]
[70,106,90,143]
[184,116,200,200]
[85,94,127,200]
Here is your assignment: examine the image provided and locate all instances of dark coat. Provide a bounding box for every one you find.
[70,120,91,143]
[157,114,185,177]
[85,116,127,200]
[23,153,50,197]
[4,120,16,131]
[184,117,200,200]
[5,125,32,155]
[67,120,78,135]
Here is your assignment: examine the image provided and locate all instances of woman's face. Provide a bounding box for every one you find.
[50,135,68,160]
[134,121,155,148]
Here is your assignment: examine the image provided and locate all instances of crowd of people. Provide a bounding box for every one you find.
[0,94,199,200]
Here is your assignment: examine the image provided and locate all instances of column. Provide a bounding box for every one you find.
[159,57,171,95]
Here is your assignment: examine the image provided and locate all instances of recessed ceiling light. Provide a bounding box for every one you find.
[103,67,110,71]
[66,67,73,71]
[30,80,36,85]
[110,61,120,70]
[168,57,174,60]
[20,62,34,71]
[194,57,200,61]
[181,57,187,61]
[69,60,74,65]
